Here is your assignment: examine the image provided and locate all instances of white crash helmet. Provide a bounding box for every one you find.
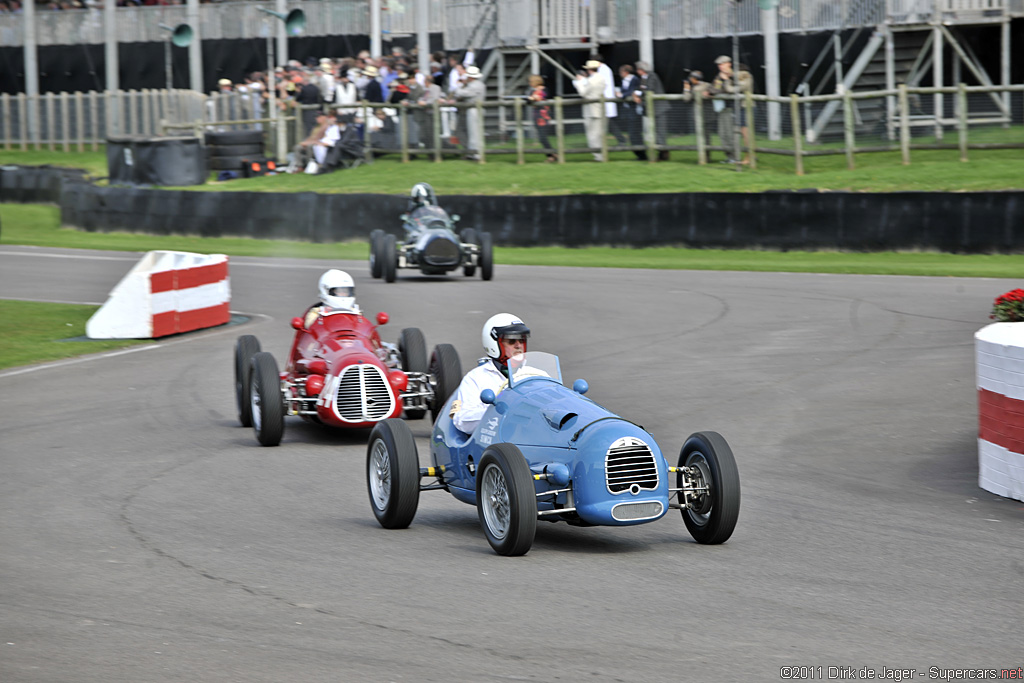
[410,182,437,207]
[482,313,530,360]
[318,269,358,311]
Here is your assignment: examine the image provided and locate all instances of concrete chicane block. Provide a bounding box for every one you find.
[976,323,1024,502]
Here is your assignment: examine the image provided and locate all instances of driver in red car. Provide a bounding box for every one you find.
[450,313,530,434]
[304,269,360,328]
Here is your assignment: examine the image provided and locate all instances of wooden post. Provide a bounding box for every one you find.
[899,84,910,165]
[514,96,524,165]
[90,91,99,151]
[362,102,373,163]
[476,100,485,164]
[555,97,565,163]
[399,104,409,163]
[957,82,968,163]
[1,94,8,150]
[790,94,803,176]
[46,93,56,151]
[694,96,706,165]
[61,92,71,152]
[599,94,608,162]
[75,91,84,152]
[843,89,855,170]
[644,90,655,163]
[432,99,442,163]
[745,89,756,169]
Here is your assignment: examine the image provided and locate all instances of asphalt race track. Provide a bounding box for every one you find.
[2,245,1022,682]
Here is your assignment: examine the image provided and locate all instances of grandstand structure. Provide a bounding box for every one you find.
[0,0,1021,144]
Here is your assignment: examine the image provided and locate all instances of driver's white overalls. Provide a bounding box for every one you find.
[450,359,508,434]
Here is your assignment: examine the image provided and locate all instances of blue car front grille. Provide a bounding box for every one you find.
[605,437,659,494]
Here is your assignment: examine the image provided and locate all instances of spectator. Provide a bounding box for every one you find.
[682,69,714,161]
[709,55,753,164]
[334,71,358,116]
[594,55,626,146]
[635,60,669,161]
[618,64,646,160]
[527,74,555,163]
[451,65,485,160]
[362,65,384,103]
[573,59,606,162]
[292,70,322,136]
[290,110,335,173]
[416,74,442,148]
[315,59,336,107]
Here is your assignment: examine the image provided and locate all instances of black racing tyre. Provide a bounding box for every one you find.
[208,155,248,171]
[428,343,462,424]
[399,327,428,420]
[382,233,397,283]
[369,229,384,279]
[249,351,285,447]
[476,443,537,556]
[677,431,740,544]
[366,419,420,529]
[204,129,263,146]
[460,228,478,277]
[208,143,264,157]
[234,335,261,427]
[479,231,494,281]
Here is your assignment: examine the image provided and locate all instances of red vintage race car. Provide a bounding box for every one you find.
[233,308,462,446]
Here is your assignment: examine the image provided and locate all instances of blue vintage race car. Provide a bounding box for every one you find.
[365,351,740,556]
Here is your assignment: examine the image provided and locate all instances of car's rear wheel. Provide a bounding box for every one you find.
[678,431,740,544]
[476,443,537,556]
[428,343,462,423]
[460,228,478,277]
[367,419,420,529]
[383,234,398,283]
[479,231,493,281]
[234,335,261,427]
[249,351,284,447]
[369,229,384,279]
[399,327,428,420]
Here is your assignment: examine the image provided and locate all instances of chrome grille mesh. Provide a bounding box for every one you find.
[335,364,394,422]
[612,501,664,521]
[422,236,460,266]
[605,437,659,494]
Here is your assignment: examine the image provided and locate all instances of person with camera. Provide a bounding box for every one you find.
[573,60,607,161]
[618,64,646,161]
[635,61,670,162]
[710,55,753,164]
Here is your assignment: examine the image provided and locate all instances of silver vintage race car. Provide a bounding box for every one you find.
[369,182,493,282]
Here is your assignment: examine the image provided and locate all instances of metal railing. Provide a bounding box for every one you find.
[4,84,1021,177]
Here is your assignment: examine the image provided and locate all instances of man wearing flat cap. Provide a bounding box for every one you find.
[573,58,607,161]
[451,65,486,160]
[710,55,753,164]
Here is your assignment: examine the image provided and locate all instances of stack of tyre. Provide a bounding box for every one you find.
[205,129,266,172]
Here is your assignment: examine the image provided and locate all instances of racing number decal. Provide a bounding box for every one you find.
[316,374,340,410]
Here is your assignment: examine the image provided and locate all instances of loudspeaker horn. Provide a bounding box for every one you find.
[159,23,193,48]
[257,8,306,35]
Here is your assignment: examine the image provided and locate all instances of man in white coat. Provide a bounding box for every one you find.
[573,59,606,161]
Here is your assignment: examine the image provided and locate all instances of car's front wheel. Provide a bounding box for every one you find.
[249,351,284,447]
[369,229,384,279]
[677,431,740,544]
[479,231,493,281]
[476,443,537,556]
[460,228,478,277]
[234,334,261,427]
[428,344,462,423]
[383,233,398,283]
[367,419,420,529]
[399,327,428,420]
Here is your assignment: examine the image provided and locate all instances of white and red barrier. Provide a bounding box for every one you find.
[86,251,230,339]
[976,322,1024,502]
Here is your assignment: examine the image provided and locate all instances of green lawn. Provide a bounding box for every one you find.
[2,145,1023,194]
[0,300,152,371]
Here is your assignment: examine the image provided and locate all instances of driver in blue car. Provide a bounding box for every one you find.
[304,268,360,328]
[450,313,530,434]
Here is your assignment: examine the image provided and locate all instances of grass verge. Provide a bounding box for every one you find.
[0,300,152,372]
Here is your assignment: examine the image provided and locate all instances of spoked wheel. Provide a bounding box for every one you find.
[383,233,398,283]
[366,419,420,529]
[479,231,493,281]
[234,335,261,427]
[460,228,478,277]
[398,327,428,419]
[428,343,462,423]
[249,351,285,447]
[677,431,740,544]
[369,229,384,279]
[476,443,537,556]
